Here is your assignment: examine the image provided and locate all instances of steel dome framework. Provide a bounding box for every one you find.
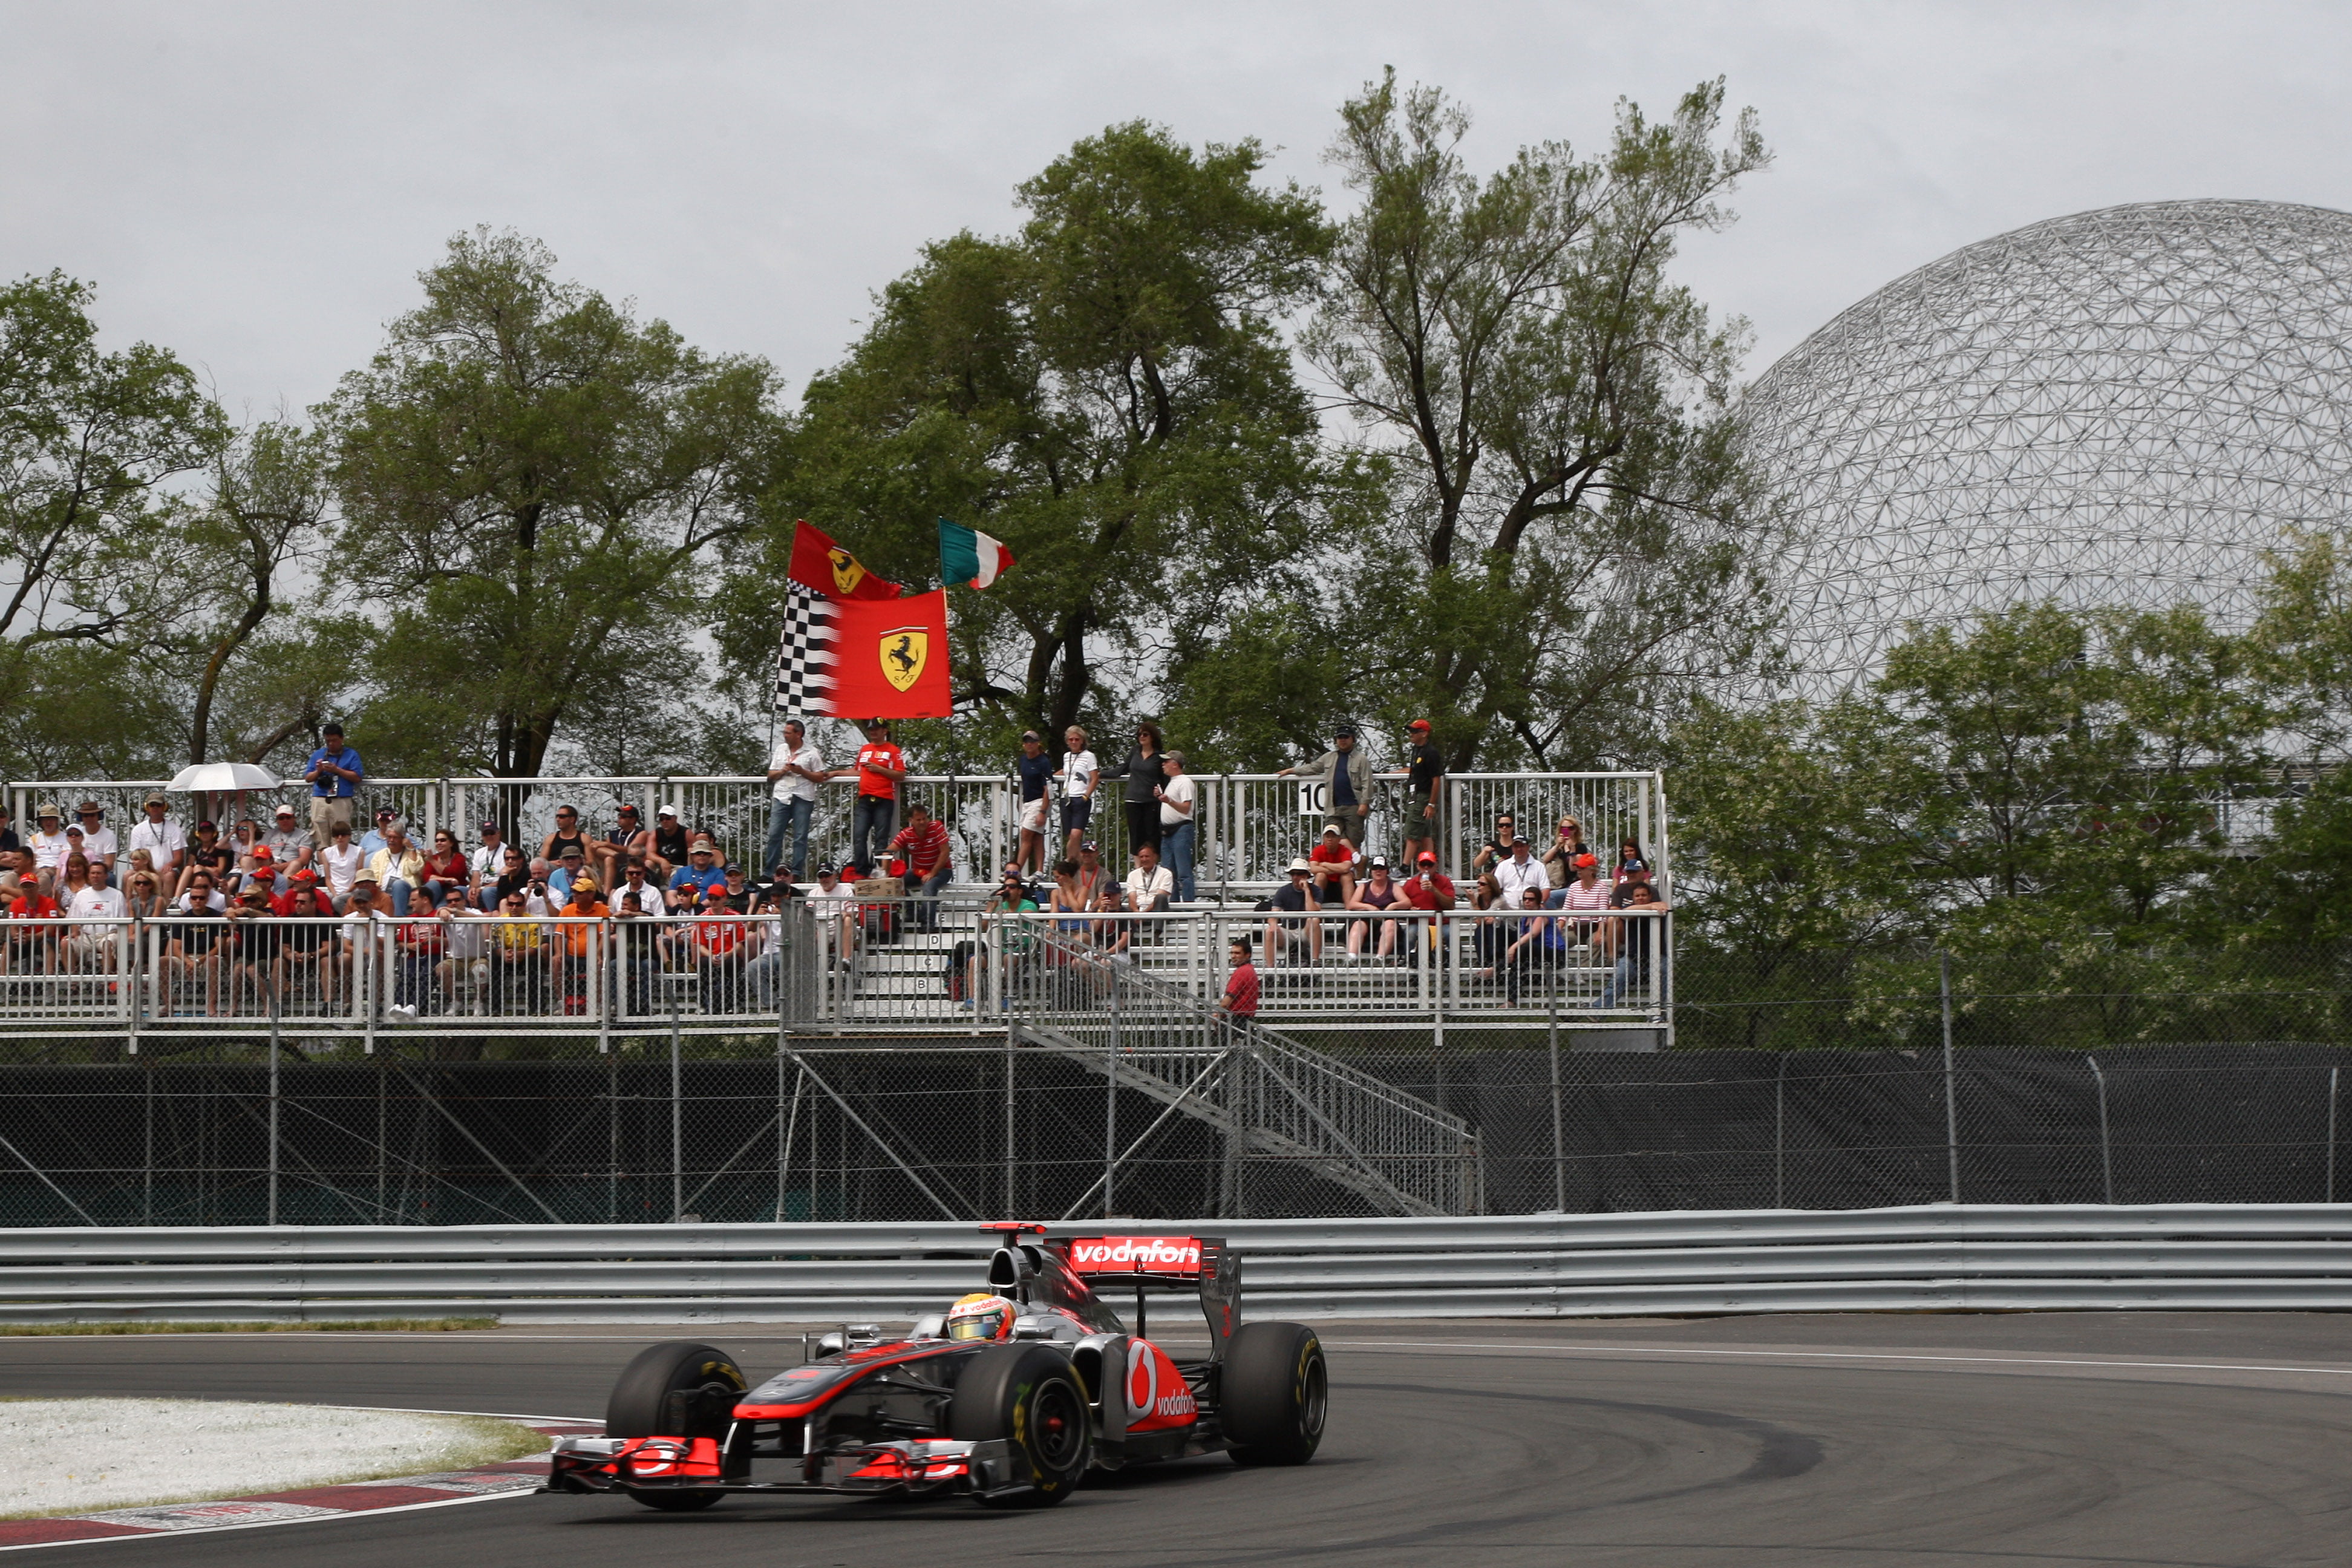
[1743,199,2352,688]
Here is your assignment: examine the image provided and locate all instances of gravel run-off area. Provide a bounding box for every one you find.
[0,1399,546,1518]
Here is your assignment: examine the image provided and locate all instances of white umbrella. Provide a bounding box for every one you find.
[168,763,285,793]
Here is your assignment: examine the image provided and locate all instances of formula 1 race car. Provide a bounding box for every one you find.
[543,1223,1326,1511]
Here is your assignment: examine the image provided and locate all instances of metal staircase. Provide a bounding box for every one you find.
[1004,930,1481,1216]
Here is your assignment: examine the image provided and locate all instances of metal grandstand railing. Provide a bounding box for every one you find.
[6,769,1668,893]
[999,925,1481,1217]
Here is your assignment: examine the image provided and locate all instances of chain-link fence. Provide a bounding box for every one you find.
[2,943,2350,1225]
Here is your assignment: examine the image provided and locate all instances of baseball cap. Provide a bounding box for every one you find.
[375,806,396,820]
[274,805,296,817]
[482,819,501,831]
[1408,719,1431,732]
[1079,839,1099,853]
[1417,851,1439,865]
[143,793,167,808]
[251,847,273,864]
[195,820,215,832]
[812,864,837,877]
[1574,853,1599,868]
[1322,821,1344,836]
[1368,857,1390,870]
[657,805,679,818]
[290,867,318,883]
[1334,724,1357,739]
[1286,857,1313,874]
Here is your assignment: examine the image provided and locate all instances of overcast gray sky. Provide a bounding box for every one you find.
[7,2,2350,418]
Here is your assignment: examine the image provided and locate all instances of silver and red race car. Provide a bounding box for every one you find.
[543,1223,1327,1511]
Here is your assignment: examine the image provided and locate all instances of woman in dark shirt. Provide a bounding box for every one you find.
[1117,722,1165,862]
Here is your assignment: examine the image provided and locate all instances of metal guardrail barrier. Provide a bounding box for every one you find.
[2,1205,2348,1323]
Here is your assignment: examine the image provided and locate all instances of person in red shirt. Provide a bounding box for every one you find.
[1307,822,1358,906]
[886,801,953,936]
[1400,850,1457,970]
[5,883,63,974]
[1218,938,1259,1021]
[270,867,324,915]
[851,720,907,877]
[691,881,750,1011]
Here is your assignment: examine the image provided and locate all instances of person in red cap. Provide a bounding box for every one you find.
[1400,848,1456,970]
[1403,719,1444,871]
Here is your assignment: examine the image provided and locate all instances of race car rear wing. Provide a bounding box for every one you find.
[1054,1233,1239,1359]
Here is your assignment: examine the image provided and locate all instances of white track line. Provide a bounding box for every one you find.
[1327,1338,2352,1381]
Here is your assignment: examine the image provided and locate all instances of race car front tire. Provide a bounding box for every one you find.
[947,1343,1091,1507]
[1220,1321,1327,1466]
[605,1340,747,1511]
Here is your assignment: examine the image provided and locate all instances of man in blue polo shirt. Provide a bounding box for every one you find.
[303,723,366,849]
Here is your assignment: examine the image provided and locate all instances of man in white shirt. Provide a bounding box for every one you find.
[65,863,129,972]
[466,821,509,910]
[1493,835,1550,909]
[805,863,857,961]
[1059,726,1099,863]
[128,795,189,881]
[70,803,119,874]
[1124,843,1177,915]
[435,895,491,1011]
[763,719,826,881]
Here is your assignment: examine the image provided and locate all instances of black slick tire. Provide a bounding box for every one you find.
[947,1343,1091,1508]
[1221,1321,1327,1466]
[605,1341,746,1512]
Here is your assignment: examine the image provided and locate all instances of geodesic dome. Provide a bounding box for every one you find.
[1743,199,2352,689]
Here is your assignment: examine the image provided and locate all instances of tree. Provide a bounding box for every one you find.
[179,419,336,764]
[722,123,1357,762]
[328,230,786,777]
[1305,73,1777,769]
[0,271,225,776]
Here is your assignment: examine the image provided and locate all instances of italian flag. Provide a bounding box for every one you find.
[938,517,1016,590]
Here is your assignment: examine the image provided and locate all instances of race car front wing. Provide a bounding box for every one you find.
[543,1432,1036,1500]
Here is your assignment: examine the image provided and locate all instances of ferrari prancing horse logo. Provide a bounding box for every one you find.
[880,628,928,692]
[828,547,867,596]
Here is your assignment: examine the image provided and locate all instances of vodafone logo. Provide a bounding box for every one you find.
[1155,1388,1198,1419]
[1070,1236,1202,1273]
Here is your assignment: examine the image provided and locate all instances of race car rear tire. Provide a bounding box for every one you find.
[947,1343,1091,1508]
[1221,1321,1327,1466]
[606,1340,746,1512]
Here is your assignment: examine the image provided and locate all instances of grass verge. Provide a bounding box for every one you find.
[0,1318,499,1336]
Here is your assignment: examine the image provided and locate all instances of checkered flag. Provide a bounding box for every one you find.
[772,586,841,716]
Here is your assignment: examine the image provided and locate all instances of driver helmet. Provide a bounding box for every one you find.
[944,1292,1019,1342]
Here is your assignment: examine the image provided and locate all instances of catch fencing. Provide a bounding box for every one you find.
[0,1041,2347,1228]
[1,1206,2348,1323]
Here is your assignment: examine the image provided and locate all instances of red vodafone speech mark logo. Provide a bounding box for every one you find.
[1068,1236,1202,1275]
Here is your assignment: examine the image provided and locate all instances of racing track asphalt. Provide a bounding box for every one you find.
[3,1310,2349,1567]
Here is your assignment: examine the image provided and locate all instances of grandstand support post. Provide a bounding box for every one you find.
[1547,996,1564,1214]
[1105,996,1121,1218]
[1432,914,1446,1056]
[1775,1051,1790,1209]
[125,921,142,1056]
[1004,1032,1017,1219]
[596,921,612,1055]
[267,991,281,1226]
[1941,950,1959,1204]
[2086,1054,2114,1204]
[668,984,683,1223]
[143,1064,154,1225]
[2328,1066,2339,1204]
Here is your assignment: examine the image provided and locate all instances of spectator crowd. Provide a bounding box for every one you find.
[0,714,1667,1019]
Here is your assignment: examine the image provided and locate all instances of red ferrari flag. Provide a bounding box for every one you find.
[787,520,901,601]
[774,586,953,720]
